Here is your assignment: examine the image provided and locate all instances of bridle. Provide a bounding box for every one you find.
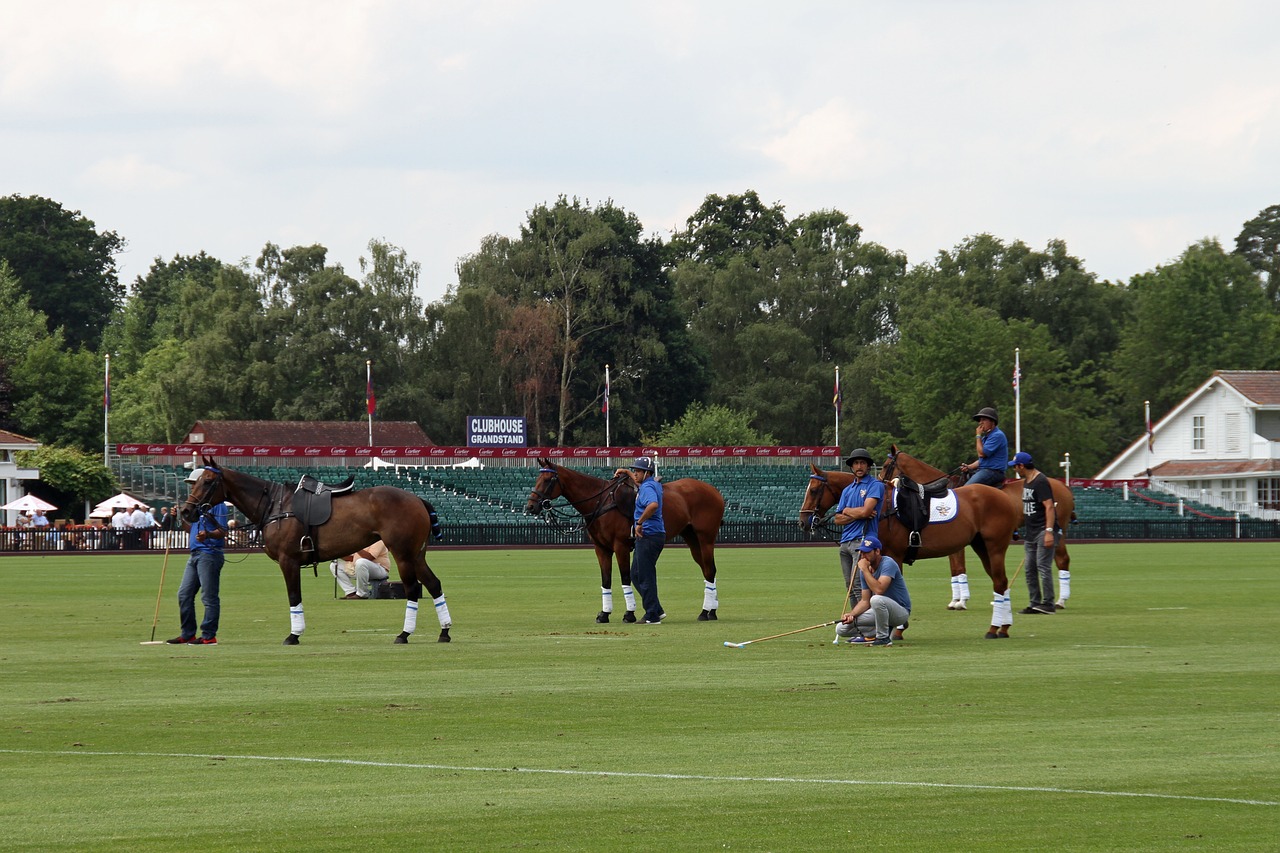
[528,466,629,531]
[799,471,837,534]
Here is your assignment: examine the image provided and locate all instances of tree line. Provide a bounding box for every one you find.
[2,192,1278,481]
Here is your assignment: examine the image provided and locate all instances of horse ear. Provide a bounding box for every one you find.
[810,462,821,475]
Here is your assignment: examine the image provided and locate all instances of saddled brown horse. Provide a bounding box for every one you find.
[797,449,1021,638]
[181,456,451,645]
[524,459,726,623]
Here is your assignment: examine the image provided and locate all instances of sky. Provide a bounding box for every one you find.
[4,1,1278,305]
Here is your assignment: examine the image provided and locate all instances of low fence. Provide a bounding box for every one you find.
[4,518,1280,554]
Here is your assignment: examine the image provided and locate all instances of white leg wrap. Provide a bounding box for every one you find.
[622,585,636,612]
[403,599,419,635]
[703,580,718,611]
[433,595,452,629]
[950,576,961,603]
[290,604,305,636]
[1057,570,1071,603]
[601,587,613,613]
[958,573,970,602]
[991,592,1012,626]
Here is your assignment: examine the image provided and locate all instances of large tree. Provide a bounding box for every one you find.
[1234,204,1280,305]
[0,195,125,351]
[1110,239,1280,429]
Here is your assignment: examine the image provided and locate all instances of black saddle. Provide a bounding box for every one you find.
[292,475,357,560]
[894,474,951,564]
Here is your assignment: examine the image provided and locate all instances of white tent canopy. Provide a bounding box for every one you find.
[90,492,150,518]
[1,494,57,512]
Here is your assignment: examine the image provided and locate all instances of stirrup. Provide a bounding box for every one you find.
[299,535,314,554]
[908,531,922,548]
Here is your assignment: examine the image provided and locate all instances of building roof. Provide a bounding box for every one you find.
[1152,459,1280,478]
[0,428,40,448]
[1215,370,1280,406]
[186,420,433,446]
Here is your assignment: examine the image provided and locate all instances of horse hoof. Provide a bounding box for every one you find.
[696,609,717,621]
[283,634,300,646]
[622,611,637,624]
[984,631,999,640]
[438,628,451,643]
[596,611,610,623]
[394,631,410,644]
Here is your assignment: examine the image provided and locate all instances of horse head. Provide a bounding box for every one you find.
[181,455,226,524]
[525,458,563,516]
[798,462,837,532]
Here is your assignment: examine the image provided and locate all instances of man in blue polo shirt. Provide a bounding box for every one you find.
[832,448,884,609]
[960,406,1009,487]
[627,456,666,624]
[836,535,911,647]
[168,467,229,645]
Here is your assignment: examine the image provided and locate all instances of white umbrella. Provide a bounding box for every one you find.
[1,494,58,512]
[92,492,150,517]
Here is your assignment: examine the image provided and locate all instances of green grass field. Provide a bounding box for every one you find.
[1,543,1277,851]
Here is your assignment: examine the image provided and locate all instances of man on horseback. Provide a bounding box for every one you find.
[832,448,885,609]
[959,406,1009,487]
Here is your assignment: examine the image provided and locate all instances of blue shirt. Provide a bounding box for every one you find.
[190,502,228,554]
[836,475,885,544]
[868,555,911,613]
[977,427,1009,471]
[634,477,665,537]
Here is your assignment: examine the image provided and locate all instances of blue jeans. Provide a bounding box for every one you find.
[631,535,665,618]
[965,468,1006,488]
[178,550,225,639]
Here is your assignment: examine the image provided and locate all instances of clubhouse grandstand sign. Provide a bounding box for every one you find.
[117,444,840,460]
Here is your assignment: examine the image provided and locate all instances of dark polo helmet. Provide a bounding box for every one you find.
[845,448,874,466]
[972,406,999,424]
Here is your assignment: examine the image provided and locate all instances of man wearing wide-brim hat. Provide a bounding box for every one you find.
[958,406,1009,488]
[831,447,885,612]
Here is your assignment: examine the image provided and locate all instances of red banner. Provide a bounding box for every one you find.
[117,444,840,459]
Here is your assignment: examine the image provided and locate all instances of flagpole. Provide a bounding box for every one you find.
[103,354,110,468]
[1145,399,1152,473]
[604,364,611,448]
[366,360,373,447]
[1013,348,1021,454]
[833,365,841,451]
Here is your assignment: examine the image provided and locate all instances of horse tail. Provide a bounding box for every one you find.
[421,499,443,541]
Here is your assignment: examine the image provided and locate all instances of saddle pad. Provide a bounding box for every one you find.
[928,491,959,523]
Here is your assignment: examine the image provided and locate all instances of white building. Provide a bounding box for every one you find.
[1095,371,1280,517]
[1,428,42,525]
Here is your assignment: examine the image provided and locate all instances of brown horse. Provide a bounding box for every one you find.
[797,450,1021,638]
[181,456,451,645]
[524,459,726,623]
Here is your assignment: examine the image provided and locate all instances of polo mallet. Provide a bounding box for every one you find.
[724,620,839,649]
[832,561,859,644]
[140,544,173,645]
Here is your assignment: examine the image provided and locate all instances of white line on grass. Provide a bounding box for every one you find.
[2,749,1274,807]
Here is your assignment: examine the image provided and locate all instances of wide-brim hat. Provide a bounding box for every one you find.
[972,406,999,424]
[844,447,874,466]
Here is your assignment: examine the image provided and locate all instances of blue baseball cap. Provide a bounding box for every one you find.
[1012,451,1034,467]
[856,535,882,553]
[630,456,655,472]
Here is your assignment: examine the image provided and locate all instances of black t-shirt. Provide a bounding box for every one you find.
[1021,475,1054,532]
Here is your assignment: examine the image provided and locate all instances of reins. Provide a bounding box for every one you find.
[531,468,629,533]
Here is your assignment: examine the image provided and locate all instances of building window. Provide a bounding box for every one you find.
[1192,415,1205,451]
[1260,479,1280,511]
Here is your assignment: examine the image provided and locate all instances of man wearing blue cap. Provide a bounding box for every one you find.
[1012,451,1057,615]
[626,456,666,624]
[835,534,911,646]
